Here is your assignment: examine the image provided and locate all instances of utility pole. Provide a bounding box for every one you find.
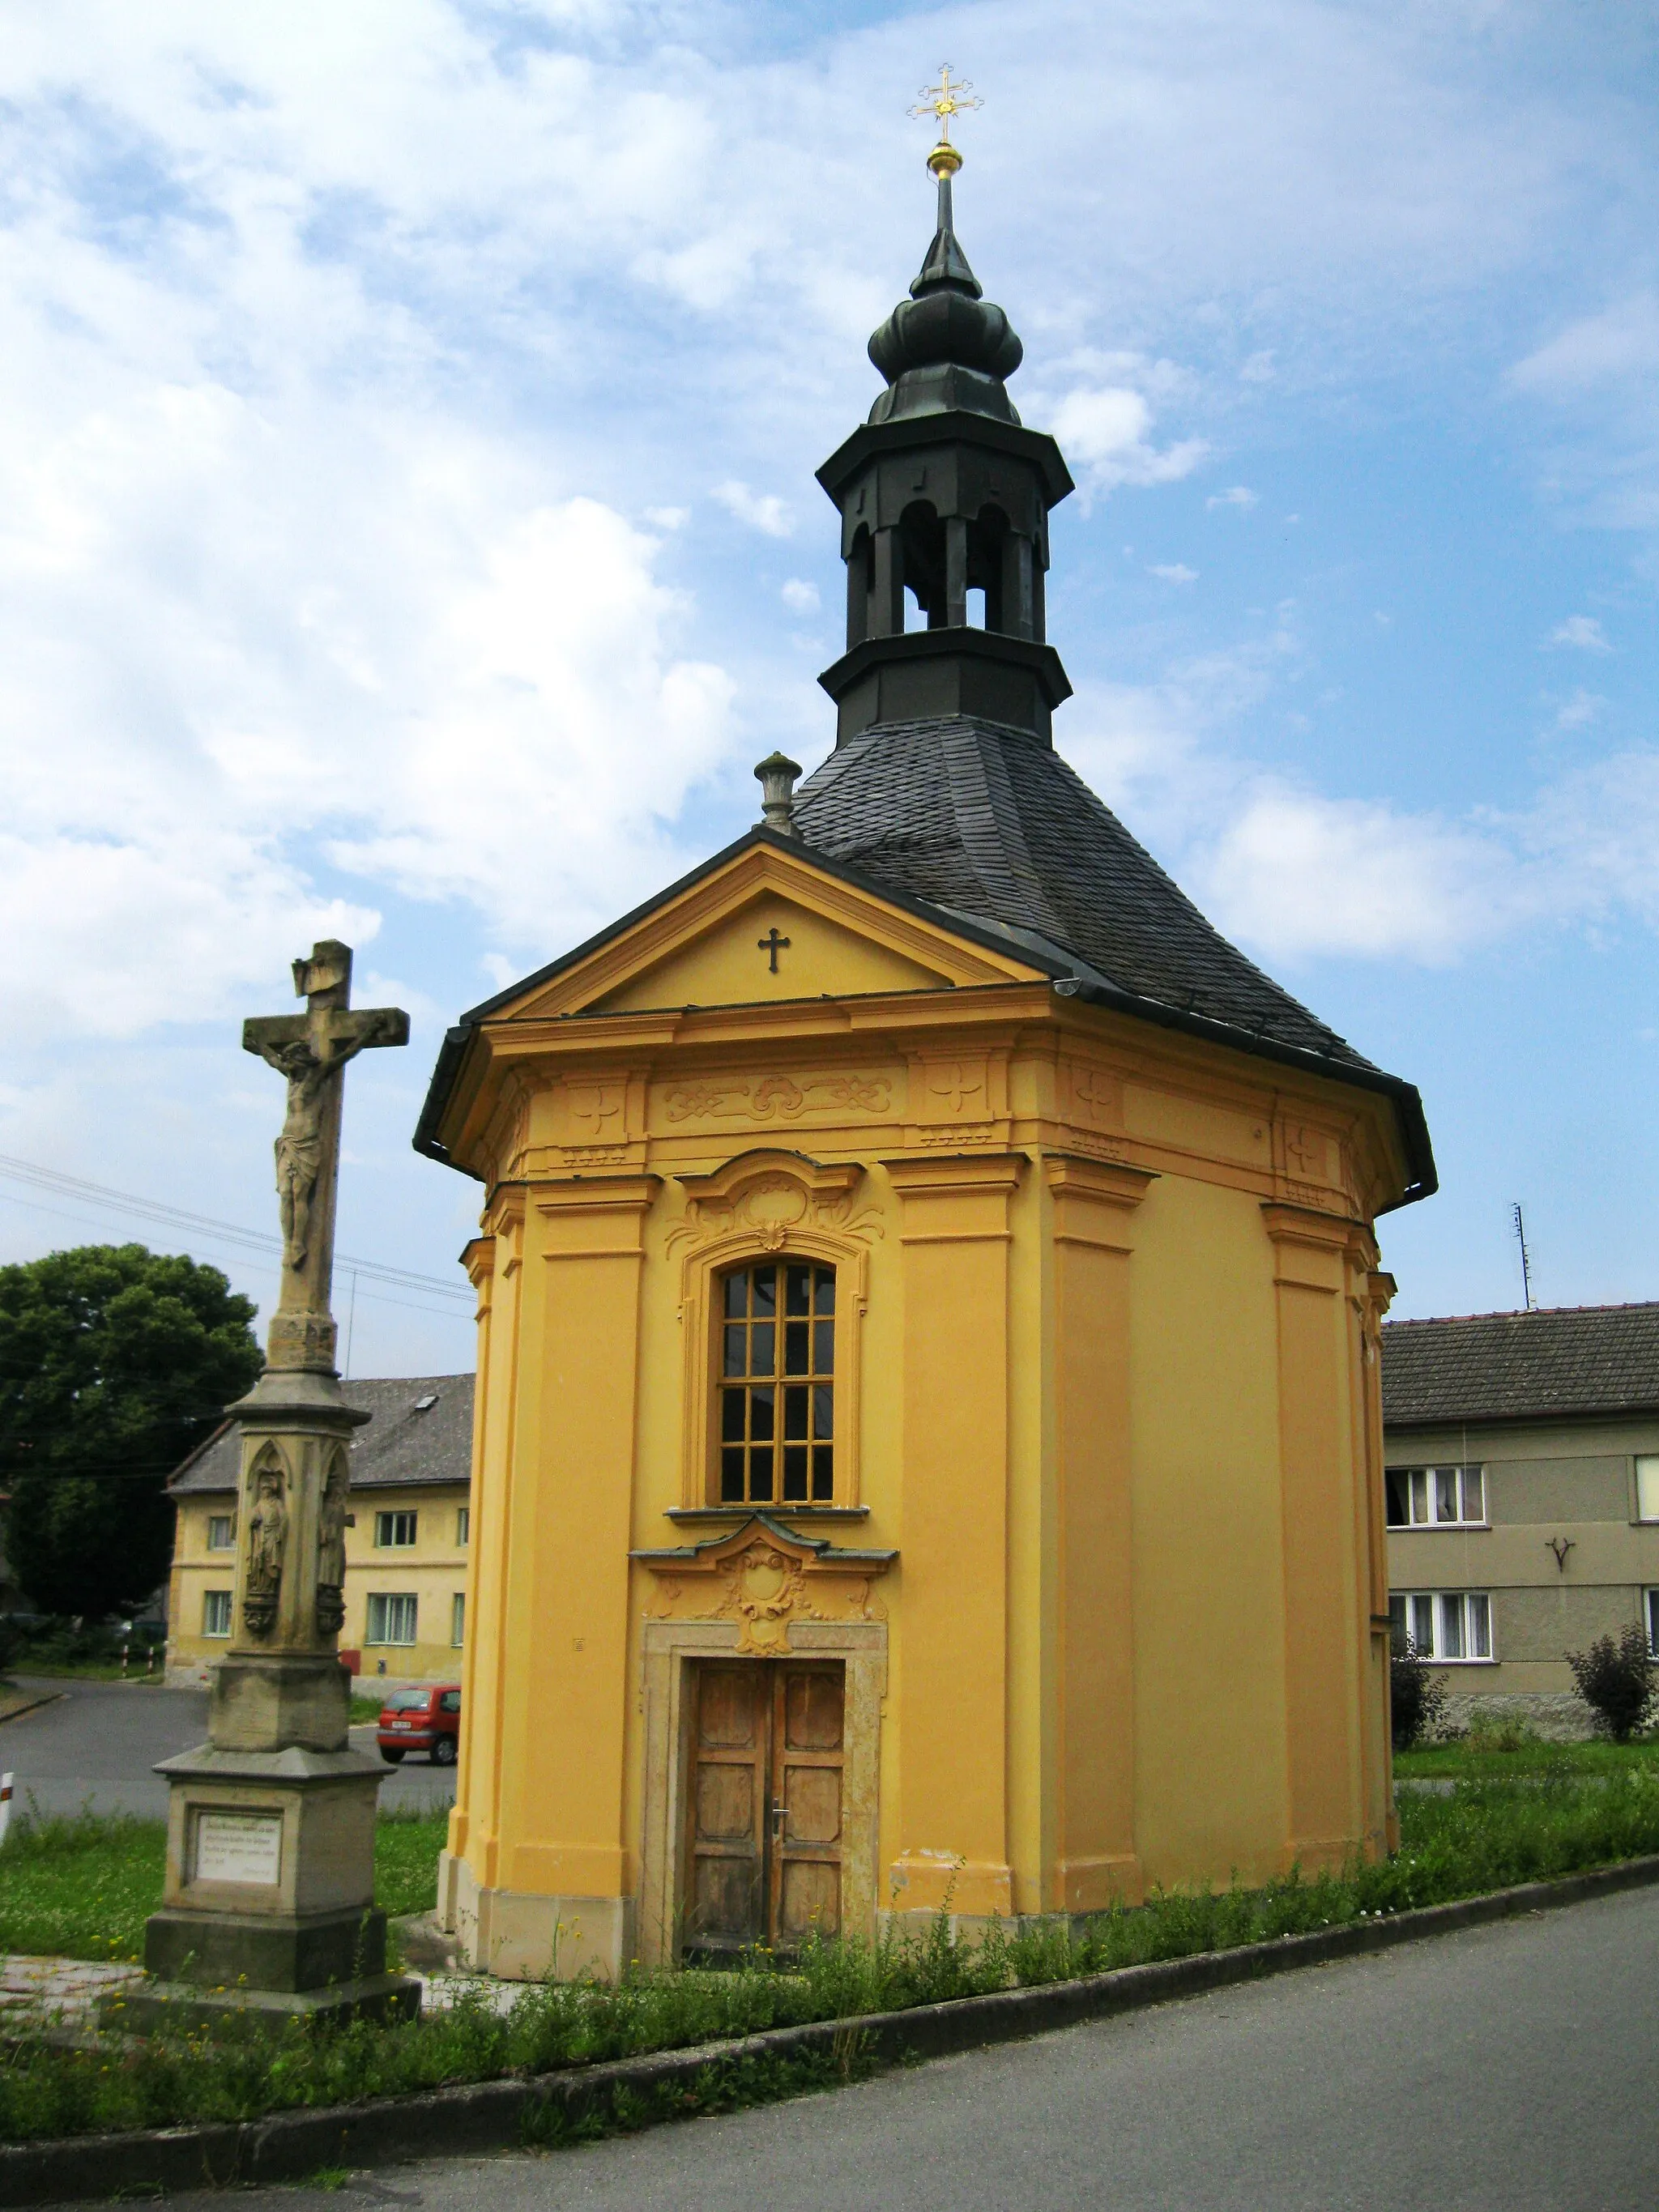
[1512,1203,1535,1312]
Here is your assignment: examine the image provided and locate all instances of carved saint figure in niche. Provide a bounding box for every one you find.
[315,1450,349,1638]
[243,1458,288,1639]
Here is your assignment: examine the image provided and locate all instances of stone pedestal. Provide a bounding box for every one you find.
[116,1744,415,2033]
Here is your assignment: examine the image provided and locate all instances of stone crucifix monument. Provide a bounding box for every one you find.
[124,942,419,2030]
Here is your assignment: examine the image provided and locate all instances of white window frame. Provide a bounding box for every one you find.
[1389,1589,1495,1662]
[1385,1464,1486,1529]
[451,1591,466,1647]
[455,1506,470,1545]
[203,1589,232,1638]
[1636,1457,1659,1523]
[374,1510,418,1549]
[366,1592,418,1647]
[206,1514,236,1552]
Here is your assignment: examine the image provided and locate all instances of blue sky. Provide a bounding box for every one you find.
[1,2,1655,1374]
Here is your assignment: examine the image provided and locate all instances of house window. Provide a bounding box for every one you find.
[203,1590,232,1638]
[366,1593,418,1646]
[1389,1590,1493,1662]
[1636,1458,1659,1521]
[1385,1464,1486,1528]
[1647,1590,1659,1660]
[718,1261,835,1504]
[451,1592,466,1647]
[206,1515,236,1552]
[374,1511,418,1549]
[456,1507,470,1545]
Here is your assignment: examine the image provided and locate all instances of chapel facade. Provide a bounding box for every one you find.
[416,149,1435,1978]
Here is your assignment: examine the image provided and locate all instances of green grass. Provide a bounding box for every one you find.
[0,1808,448,1964]
[349,1695,386,1726]
[2,1773,1657,2148]
[1395,1733,1659,1781]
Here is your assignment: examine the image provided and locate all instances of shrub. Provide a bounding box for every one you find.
[1390,1639,1448,1751]
[1462,1710,1542,1756]
[1567,1625,1656,1742]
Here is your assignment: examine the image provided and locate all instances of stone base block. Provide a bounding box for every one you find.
[443,1852,634,1981]
[145,1903,389,1991]
[209,1655,352,1755]
[101,1971,418,2040]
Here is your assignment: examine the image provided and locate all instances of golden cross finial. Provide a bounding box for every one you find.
[908,63,981,177]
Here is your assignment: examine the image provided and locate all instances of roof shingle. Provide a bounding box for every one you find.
[1381,1306,1659,1427]
[170,1375,475,1496]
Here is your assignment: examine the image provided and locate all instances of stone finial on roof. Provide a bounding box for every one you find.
[754,751,802,837]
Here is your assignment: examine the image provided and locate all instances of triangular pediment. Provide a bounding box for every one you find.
[485,838,1046,1024]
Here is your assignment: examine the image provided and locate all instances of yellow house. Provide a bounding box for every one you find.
[166,1374,473,1690]
[415,162,1435,1978]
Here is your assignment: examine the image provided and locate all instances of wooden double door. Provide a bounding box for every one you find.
[683,1659,845,1958]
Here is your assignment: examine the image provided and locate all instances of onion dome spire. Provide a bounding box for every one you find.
[868,69,1023,425]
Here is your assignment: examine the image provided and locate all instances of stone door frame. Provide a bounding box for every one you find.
[637,1616,887,1970]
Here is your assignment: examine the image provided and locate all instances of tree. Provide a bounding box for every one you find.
[0,1245,262,1620]
[1389,1637,1448,1752]
[1567,1625,1656,1742]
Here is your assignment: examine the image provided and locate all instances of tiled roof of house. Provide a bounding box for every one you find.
[793,717,1371,1068]
[169,1375,475,1496]
[1381,1304,1659,1427]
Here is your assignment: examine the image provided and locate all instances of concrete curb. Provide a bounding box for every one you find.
[0,1691,66,1732]
[4,1852,1659,2206]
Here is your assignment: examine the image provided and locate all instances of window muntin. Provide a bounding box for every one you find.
[374,1510,418,1549]
[451,1592,466,1647]
[718,1261,835,1504]
[366,1592,418,1645]
[1385,1464,1486,1528]
[455,1507,470,1545]
[206,1514,236,1551]
[1388,1590,1493,1662]
[203,1589,232,1638]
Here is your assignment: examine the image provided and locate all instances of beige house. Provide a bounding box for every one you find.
[166,1374,474,1690]
[1382,1304,1659,1731]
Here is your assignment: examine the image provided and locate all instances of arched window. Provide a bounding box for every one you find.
[718,1260,836,1504]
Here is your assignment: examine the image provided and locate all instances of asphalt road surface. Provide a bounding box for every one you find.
[0,1676,455,1819]
[159,1882,1659,2212]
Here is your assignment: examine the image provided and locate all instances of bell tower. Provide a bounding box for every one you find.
[817,89,1074,744]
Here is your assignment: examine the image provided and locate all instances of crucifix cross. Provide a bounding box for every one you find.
[243,940,408,1372]
[758,927,791,974]
[908,63,982,145]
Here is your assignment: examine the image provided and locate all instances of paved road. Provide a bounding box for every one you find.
[165,1883,1659,2211]
[0,1677,455,1819]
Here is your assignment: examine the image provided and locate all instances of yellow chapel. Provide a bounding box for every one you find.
[414,144,1435,1978]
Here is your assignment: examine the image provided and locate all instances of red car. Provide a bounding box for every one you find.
[377,1684,461,1766]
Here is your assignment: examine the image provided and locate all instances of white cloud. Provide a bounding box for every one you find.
[1239,352,1277,383]
[714,480,794,537]
[1552,688,1606,732]
[1511,296,1659,394]
[1151,563,1200,583]
[1043,387,1208,496]
[1548,615,1610,652]
[1207,486,1259,509]
[780,578,820,613]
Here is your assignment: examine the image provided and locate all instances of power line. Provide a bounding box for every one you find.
[0,1153,472,1306]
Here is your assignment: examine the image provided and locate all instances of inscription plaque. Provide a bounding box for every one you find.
[194,1810,283,1886]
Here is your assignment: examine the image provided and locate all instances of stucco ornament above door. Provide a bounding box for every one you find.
[634,1515,898,1656]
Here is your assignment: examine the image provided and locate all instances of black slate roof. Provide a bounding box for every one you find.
[170,1375,475,1497]
[793,717,1371,1071]
[1381,1306,1659,1428]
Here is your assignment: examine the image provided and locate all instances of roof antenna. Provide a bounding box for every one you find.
[1512,1202,1535,1312]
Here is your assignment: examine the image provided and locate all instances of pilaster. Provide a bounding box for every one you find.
[1260,1203,1363,1870]
[1046,1156,1156,1910]
[885,1153,1023,1917]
